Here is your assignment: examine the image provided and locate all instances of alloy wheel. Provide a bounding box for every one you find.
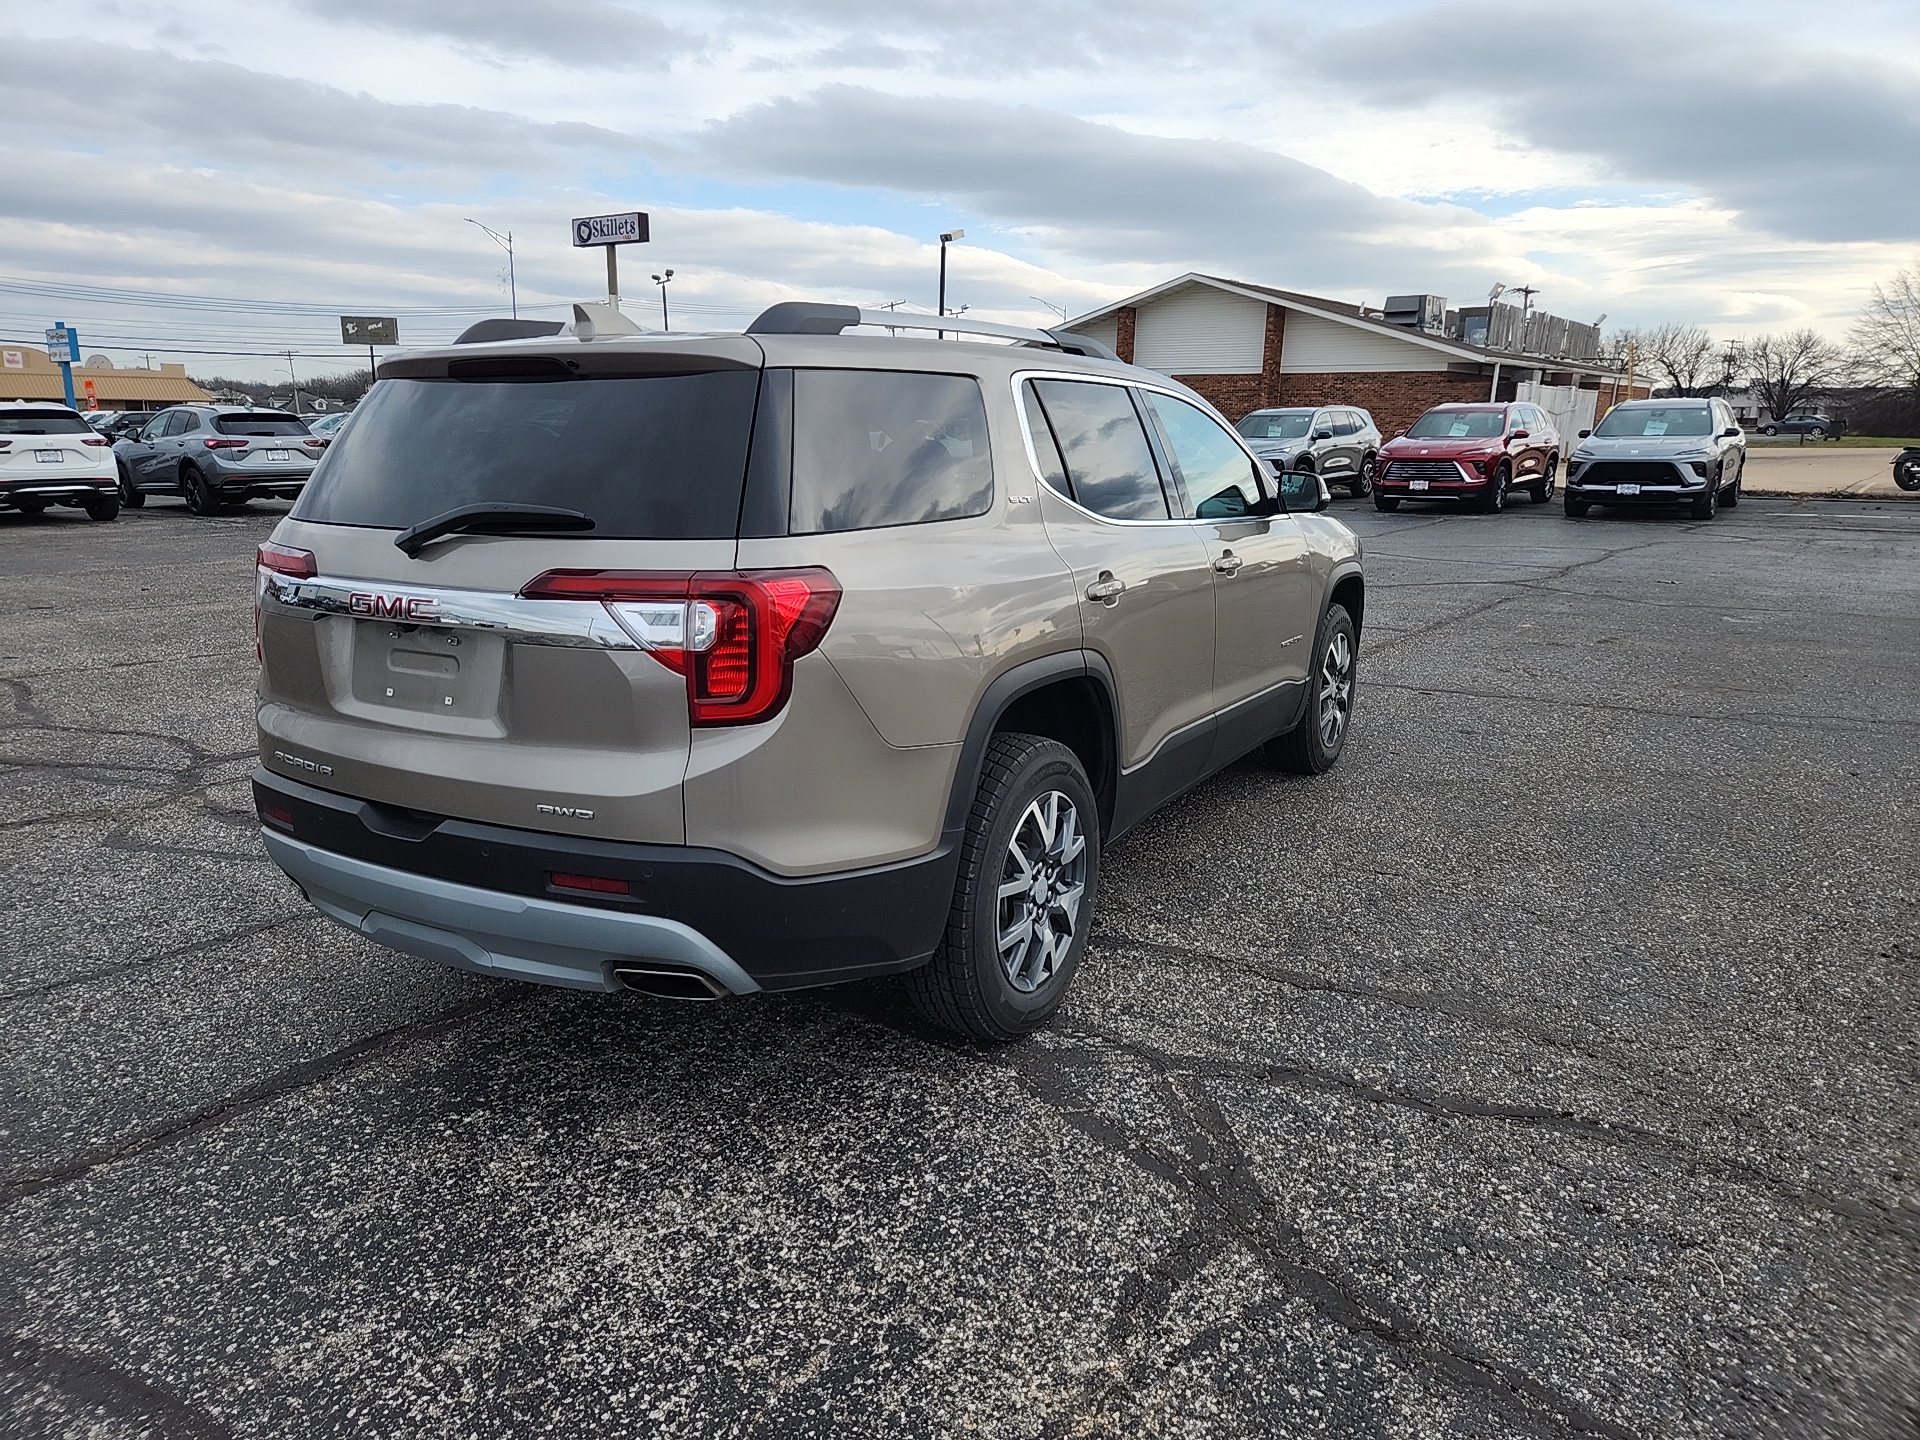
[1318,629,1354,750]
[996,790,1087,994]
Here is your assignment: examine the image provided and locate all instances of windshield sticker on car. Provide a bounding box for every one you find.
[1448,422,1471,436]
[1645,421,1668,436]
[869,430,893,452]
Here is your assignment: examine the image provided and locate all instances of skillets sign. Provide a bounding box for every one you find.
[571,211,648,247]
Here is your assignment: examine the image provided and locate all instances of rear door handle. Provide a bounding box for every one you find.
[1085,573,1125,604]
[1213,551,1243,576]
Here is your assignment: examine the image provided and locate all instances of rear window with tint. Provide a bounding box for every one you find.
[0,411,92,435]
[1027,379,1169,521]
[292,372,760,538]
[789,370,993,534]
[215,414,309,436]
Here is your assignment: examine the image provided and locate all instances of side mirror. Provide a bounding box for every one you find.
[1577,428,1592,439]
[1509,428,1530,441]
[1393,429,1408,439]
[1311,428,1333,442]
[1721,426,1741,438]
[1277,469,1327,514]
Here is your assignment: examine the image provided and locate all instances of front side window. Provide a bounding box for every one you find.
[1143,391,1264,520]
[789,370,993,535]
[1593,406,1712,439]
[1407,409,1505,439]
[1028,379,1168,521]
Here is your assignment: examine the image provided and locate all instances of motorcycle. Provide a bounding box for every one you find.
[1896,446,1920,492]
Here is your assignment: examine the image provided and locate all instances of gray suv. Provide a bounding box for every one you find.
[252,304,1365,1040]
[1564,398,1747,519]
[1234,406,1381,496]
[115,405,325,514]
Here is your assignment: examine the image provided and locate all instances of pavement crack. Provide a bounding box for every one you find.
[0,1332,239,1440]
[0,912,313,1006]
[0,993,521,1205]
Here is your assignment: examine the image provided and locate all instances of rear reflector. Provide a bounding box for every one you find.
[551,872,630,895]
[519,567,841,727]
[257,542,317,578]
[260,804,295,831]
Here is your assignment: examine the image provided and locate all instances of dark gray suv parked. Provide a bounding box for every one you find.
[1234,406,1381,496]
[115,405,326,515]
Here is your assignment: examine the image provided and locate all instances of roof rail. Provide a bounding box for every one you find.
[745,303,1119,361]
[454,318,567,345]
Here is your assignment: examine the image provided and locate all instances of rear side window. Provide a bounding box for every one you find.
[789,370,993,534]
[0,410,91,435]
[1028,379,1169,521]
[215,414,308,436]
[163,411,193,437]
[292,372,760,539]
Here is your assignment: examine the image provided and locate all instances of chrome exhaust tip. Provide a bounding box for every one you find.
[612,964,729,1001]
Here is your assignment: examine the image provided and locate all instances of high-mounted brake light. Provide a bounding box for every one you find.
[256,542,317,578]
[205,437,248,450]
[520,567,842,726]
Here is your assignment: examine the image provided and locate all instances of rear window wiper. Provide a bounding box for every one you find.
[394,503,595,558]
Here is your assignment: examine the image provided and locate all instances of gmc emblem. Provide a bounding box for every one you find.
[349,591,439,621]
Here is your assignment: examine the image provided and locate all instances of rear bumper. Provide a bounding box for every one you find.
[205,462,312,498]
[0,475,116,507]
[253,768,955,994]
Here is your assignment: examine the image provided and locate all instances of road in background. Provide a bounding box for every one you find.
[1740,446,1911,498]
[2,496,1916,1439]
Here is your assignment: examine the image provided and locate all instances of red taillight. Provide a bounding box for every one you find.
[302,438,329,448]
[551,872,630,895]
[205,437,248,450]
[82,436,111,447]
[0,440,11,450]
[520,567,842,727]
[260,804,295,831]
[256,542,317,578]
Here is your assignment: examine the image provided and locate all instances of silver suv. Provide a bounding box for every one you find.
[1234,406,1382,496]
[115,405,325,515]
[253,303,1365,1040]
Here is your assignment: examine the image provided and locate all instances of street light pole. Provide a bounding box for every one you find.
[938,229,964,320]
[651,269,674,331]
[464,219,517,318]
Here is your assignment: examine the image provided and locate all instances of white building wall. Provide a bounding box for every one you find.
[1279,311,1450,373]
[1068,315,1119,355]
[1133,287,1267,374]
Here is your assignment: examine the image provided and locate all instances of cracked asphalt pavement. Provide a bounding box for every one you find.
[2,493,1916,1439]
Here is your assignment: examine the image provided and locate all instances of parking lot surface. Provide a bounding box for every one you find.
[2,494,1916,1439]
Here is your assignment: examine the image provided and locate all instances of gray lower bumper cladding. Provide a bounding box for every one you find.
[261,830,761,996]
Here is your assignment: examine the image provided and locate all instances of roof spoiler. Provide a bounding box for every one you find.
[744,303,1120,361]
[453,318,568,345]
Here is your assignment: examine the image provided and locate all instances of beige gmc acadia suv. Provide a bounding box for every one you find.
[252,302,1365,1040]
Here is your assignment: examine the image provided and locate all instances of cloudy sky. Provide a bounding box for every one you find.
[4,0,1917,380]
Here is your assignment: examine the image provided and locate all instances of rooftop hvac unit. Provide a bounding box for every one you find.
[1383,294,1448,334]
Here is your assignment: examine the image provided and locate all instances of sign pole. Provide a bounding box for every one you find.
[606,246,619,309]
[53,321,78,409]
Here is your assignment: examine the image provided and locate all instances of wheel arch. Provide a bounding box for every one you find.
[944,651,1120,846]
[1328,569,1365,638]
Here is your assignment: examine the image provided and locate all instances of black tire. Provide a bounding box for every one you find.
[1564,496,1591,518]
[1350,453,1376,498]
[117,461,145,508]
[182,464,218,516]
[84,495,119,522]
[1721,465,1741,508]
[1481,463,1511,513]
[1266,603,1356,775]
[1808,427,1826,440]
[1896,460,1920,492]
[906,733,1100,1042]
[1373,493,1401,512]
[1690,473,1719,520]
[1530,454,1558,503]
[1762,425,1778,436]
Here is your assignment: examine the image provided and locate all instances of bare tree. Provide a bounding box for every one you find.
[1849,265,1920,399]
[1641,323,1718,395]
[1746,330,1845,426]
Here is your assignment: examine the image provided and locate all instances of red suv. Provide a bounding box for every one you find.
[1373,402,1561,513]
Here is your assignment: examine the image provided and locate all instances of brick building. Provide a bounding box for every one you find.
[1063,274,1643,438]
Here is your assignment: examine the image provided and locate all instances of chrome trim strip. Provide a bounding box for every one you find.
[261,572,640,650]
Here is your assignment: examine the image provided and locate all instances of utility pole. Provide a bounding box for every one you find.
[285,351,300,415]
[651,269,674,331]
